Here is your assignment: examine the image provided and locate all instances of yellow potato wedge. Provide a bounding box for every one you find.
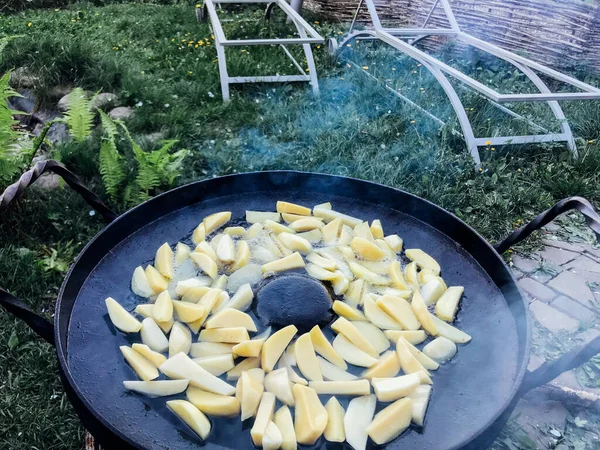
[251,392,276,446]
[366,398,412,445]
[190,252,218,279]
[187,387,240,416]
[276,201,311,216]
[203,211,231,235]
[294,333,323,382]
[376,295,420,330]
[199,327,249,344]
[145,265,168,293]
[309,325,347,370]
[362,350,401,379]
[344,395,376,450]
[155,243,174,279]
[332,300,365,321]
[192,223,206,244]
[166,400,211,440]
[246,211,281,224]
[411,289,439,336]
[132,343,167,367]
[293,384,328,445]
[274,406,297,450]
[384,330,427,345]
[262,252,305,274]
[205,308,256,331]
[435,286,465,322]
[160,352,236,395]
[309,380,371,396]
[153,290,173,323]
[324,397,345,442]
[237,371,264,420]
[261,325,297,372]
[351,237,385,261]
[120,346,158,381]
[105,297,142,333]
[406,248,441,275]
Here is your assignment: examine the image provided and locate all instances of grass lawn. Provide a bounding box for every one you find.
[1,2,600,449]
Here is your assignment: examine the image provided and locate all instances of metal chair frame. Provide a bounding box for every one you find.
[200,0,324,100]
[334,0,600,165]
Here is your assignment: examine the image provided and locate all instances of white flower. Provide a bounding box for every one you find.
[208,92,215,98]
[89,210,96,216]
[136,101,143,107]
[164,103,170,108]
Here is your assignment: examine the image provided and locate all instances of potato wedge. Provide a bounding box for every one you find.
[263,421,283,450]
[435,286,464,322]
[389,261,410,291]
[246,211,281,224]
[384,234,403,252]
[160,352,235,395]
[175,277,212,297]
[309,325,347,370]
[429,313,471,343]
[190,342,234,358]
[306,252,336,270]
[411,289,439,336]
[195,241,217,261]
[351,237,385,261]
[344,279,364,306]
[406,248,440,275]
[105,297,142,333]
[409,384,432,426]
[362,350,401,380]
[190,252,218,279]
[145,265,168,293]
[366,398,412,445]
[262,252,305,274]
[166,400,211,439]
[205,308,256,332]
[264,368,295,406]
[376,295,420,330]
[289,218,324,232]
[120,346,159,381]
[233,330,269,358]
[227,357,261,381]
[293,384,328,445]
[351,321,390,354]
[192,223,206,245]
[317,356,357,381]
[395,337,431,382]
[324,397,345,442]
[296,229,322,243]
[349,261,389,285]
[216,234,236,264]
[332,335,377,368]
[363,296,402,330]
[404,339,440,370]
[354,222,375,242]
[384,330,427,345]
[421,278,446,306]
[155,243,174,279]
[132,343,167,367]
[203,211,231,235]
[404,261,419,290]
[187,387,240,416]
[261,325,297,372]
[251,392,277,446]
[294,333,322,382]
[278,232,312,254]
[331,317,378,358]
[370,220,384,239]
[423,336,457,362]
[131,266,154,298]
[169,322,192,357]
[193,354,235,376]
[332,300,365,321]
[275,406,297,450]
[172,300,206,323]
[309,380,371,396]
[140,318,169,353]
[313,206,362,227]
[276,201,311,216]
[237,371,264,420]
[199,327,249,344]
[344,395,376,450]
[124,379,189,397]
[372,373,420,402]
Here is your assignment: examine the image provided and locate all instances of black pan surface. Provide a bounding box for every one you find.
[59,172,526,450]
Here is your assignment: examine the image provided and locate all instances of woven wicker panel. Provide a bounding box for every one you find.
[304,0,600,71]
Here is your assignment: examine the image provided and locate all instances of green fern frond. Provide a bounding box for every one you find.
[63,88,94,142]
[0,70,26,182]
[98,109,119,143]
[99,139,126,201]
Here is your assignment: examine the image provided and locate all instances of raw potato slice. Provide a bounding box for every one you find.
[175,278,212,297]
[192,223,206,244]
[247,211,281,224]
[395,337,431,381]
[181,286,211,303]
[306,252,336,270]
[409,385,432,426]
[277,201,311,216]
[351,237,385,261]
[195,241,217,261]
[233,240,250,270]
[370,220,384,239]
[191,252,218,279]
[384,234,403,252]
[132,343,167,367]
[166,400,211,440]
[389,261,410,290]
[375,239,394,258]
[363,296,402,330]
[351,321,390,354]
[203,211,231,234]
[278,232,312,254]
[331,271,350,295]
[435,286,465,322]
[263,421,283,450]
[371,373,420,402]
[305,263,337,281]
[309,380,371,396]
[172,301,206,323]
[332,335,378,368]
[404,339,440,370]
[174,242,190,261]
[314,206,362,227]
[155,243,174,279]
[193,354,235,376]
[419,270,447,289]
[297,229,322,243]
[131,266,154,297]
[358,260,391,275]
[293,384,328,445]
[225,226,246,236]
[124,379,189,397]
[227,357,261,380]
[354,222,375,242]
[331,317,379,357]
[135,305,174,334]
[377,295,420,330]
[237,371,264,420]
[205,308,257,331]
[344,279,365,306]
[406,248,441,275]
[321,217,342,245]
[349,262,389,285]
[261,325,297,372]
[324,397,345,442]
[294,333,323,382]
[226,283,254,311]
[216,234,236,263]
[339,224,354,246]
[421,278,446,306]
[199,327,249,343]
[332,300,365,321]
[279,352,308,386]
[120,346,158,381]
[289,218,324,232]
[262,252,305,274]
[190,342,234,358]
[429,313,472,343]
[404,262,419,289]
[411,289,439,336]
[264,368,295,406]
[187,387,241,416]
[251,392,277,446]
[105,297,142,333]
[423,336,457,362]
[274,406,297,450]
[385,330,427,345]
[145,265,169,293]
[160,352,235,395]
[265,219,295,235]
[362,350,401,379]
[344,395,376,450]
[317,356,358,381]
[366,398,412,445]
[140,318,169,353]
[309,326,347,370]
[153,290,173,322]
[282,212,320,223]
[247,368,266,385]
[233,330,269,358]
[169,322,192,357]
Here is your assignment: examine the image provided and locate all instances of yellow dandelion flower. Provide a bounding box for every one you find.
[195,44,198,48]
[338,31,343,35]
[491,147,496,151]
[317,45,321,49]
[182,39,186,42]
[241,49,246,52]
[71,19,76,22]
[589,140,595,144]
[479,168,483,172]
[211,35,215,39]
[517,168,522,172]
[485,140,491,146]
[305,68,310,72]
[55,8,59,11]
[188,71,193,75]
[362,66,369,70]
[196,3,201,7]
[508,249,513,253]
[199,41,204,45]
[27,22,32,27]
[314,21,320,24]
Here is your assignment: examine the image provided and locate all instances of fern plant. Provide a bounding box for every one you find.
[62,88,98,142]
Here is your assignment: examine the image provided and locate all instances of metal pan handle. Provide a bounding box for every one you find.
[494,196,600,254]
[0,160,117,345]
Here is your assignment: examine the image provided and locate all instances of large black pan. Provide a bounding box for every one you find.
[2,161,600,450]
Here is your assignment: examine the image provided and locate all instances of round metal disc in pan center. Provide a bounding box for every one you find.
[67,186,519,450]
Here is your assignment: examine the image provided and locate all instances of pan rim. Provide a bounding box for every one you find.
[55,170,531,450]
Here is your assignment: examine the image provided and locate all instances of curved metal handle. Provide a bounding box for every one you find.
[494,196,600,254]
[0,160,117,222]
[520,336,600,394]
[0,160,117,344]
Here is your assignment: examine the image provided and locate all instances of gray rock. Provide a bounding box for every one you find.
[512,254,540,273]
[46,122,69,145]
[34,174,61,191]
[539,246,578,266]
[9,67,38,88]
[519,278,556,303]
[550,296,597,322]
[547,271,594,308]
[530,300,579,332]
[514,388,568,446]
[49,86,72,100]
[57,93,70,112]
[108,106,134,120]
[7,89,35,114]
[92,93,118,111]
[566,255,600,274]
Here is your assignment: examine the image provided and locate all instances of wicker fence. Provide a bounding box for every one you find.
[304,0,600,71]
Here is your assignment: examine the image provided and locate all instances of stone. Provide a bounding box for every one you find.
[92,93,118,111]
[566,255,600,274]
[46,122,69,145]
[539,246,578,266]
[585,247,600,260]
[49,86,72,99]
[530,270,555,284]
[512,254,540,273]
[57,93,70,112]
[7,89,35,115]
[547,271,594,308]
[567,268,600,285]
[542,238,588,253]
[9,67,38,88]
[519,278,556,303]
[529,301,579,333]
[550,296,597,322]
[514,389,568,445]
[527,354,545,372]
[544,222,561,232]
[34,174,61,191]
[108,106,134,120]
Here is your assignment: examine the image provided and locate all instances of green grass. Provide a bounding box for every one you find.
[1,2,600,448]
